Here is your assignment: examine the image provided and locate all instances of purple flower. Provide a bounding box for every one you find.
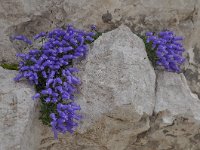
[146,32,153,36]
[14,24,98,139]
[45,97,51,103]
[32,93,40,100]
[13,35,32,45]
[46,78,54,87]
[85,36,94,42]
[34,32,46,40]
[145,30,185,73]
[91,25,96,30]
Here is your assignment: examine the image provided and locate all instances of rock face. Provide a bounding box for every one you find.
[0,0,200,100]
[76,25,156,132]
[0,67,39,150]
[130,71,200,150]
[155,71,200,122]
[1,25,200,150]
[37,26,200,150]
[38,25,156,150]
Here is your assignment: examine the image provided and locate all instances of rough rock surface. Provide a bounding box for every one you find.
[0,67,39,150]
[1,25,200,150]
[76,25,156,132]
[38,25,156,150]
[129,71,200,150]
[155,71,200,122]
[0,0,200,97]
[37,25,200,150]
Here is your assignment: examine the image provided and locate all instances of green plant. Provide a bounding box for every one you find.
[13,24,101,139]
[1,63,18,70]
[140,35,158,67]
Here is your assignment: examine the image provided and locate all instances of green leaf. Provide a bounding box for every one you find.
[139,35,158,67]
[1,63,18,70]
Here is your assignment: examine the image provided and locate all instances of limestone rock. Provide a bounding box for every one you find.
[155,71,200,123]
[126,114,200,150]
[37,25,200,150]
[1,24,200,150]
[76,25,156,132]
[125,72,200,150]
[141,71,200,150]
[0,67,38,150]
[0,0,200,97]
[38,25,156,150]
[128,76,200,150]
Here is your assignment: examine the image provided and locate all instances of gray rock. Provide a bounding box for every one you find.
[0,67,38,150]
[38,25,156,150]
[0,0,200,97]
[130,71,200,150]
[37,25,200,150]
[1,23,200,150]
[155,71,200,123]
[126,114,200,150]
[76,24,156,132]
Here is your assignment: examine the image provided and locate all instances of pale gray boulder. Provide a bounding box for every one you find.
[76,25,156,132]
[155,71,200,124]
[0,67,38,150]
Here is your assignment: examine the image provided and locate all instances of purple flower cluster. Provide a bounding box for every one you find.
[34,32,46,40]
[145,31,185,72]
[14,25,96,139]
[50,102,81,139]
[13,35,32,45]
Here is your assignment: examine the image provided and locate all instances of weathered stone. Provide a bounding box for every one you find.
[0,0,200,97]
[37,26,200,150]
[38,25,156,150]
[184,44,200,99]
[76,25,156,131]
[126,115,200,150]
[122,71,200,150]
[0,67,38,150]
[1,24,200,150]
[155,71,200,123]
[140,71,200,150]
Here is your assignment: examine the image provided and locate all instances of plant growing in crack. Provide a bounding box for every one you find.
[141,30,186,73]
[12,24,101,139]
[0,63,18,70]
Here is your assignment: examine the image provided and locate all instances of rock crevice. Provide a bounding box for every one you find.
[1,25,200,150]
